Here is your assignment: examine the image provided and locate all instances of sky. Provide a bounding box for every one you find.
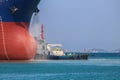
[30,0,120,51]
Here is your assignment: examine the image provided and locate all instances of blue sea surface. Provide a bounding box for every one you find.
[0,59,120,80]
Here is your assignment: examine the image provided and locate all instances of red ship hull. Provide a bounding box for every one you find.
[0,22,37,60]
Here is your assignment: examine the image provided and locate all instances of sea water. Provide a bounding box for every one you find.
[0,59,120,80]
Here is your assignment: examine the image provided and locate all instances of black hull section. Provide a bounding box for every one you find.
[34,54,88,60]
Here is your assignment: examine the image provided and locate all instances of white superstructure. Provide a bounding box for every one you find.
[47,44,65,56]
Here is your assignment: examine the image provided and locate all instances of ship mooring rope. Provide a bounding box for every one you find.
[0,16,10,60]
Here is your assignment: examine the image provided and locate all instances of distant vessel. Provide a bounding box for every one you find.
[0,0,40,60]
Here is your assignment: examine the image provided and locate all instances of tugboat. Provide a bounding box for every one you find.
[47,44,89,60]
[0,0,40,60]
[34,24,88,60]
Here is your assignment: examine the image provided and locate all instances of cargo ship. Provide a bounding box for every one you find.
[0,0,40,60]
